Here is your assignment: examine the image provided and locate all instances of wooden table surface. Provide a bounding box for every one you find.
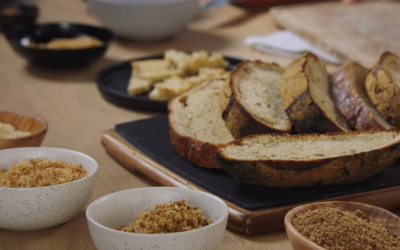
[1,1,399,250]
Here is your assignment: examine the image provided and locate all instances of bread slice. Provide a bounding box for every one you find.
[169,80,234,168]
[365,52,400,127]
[217,131,400,188]
[331,62,393,131]
[280,53,351,133]
[222,61,292,138]
[219,78,231,112]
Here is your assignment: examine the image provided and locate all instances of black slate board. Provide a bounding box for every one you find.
[115,115,400,211]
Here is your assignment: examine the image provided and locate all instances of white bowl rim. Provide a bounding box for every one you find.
[0,147,98,191]
[86,187,229,237]
[86,0,198,6]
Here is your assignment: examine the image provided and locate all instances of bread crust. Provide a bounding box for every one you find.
[331,62,392,131]
[280,53,350,133]
[168,122,223,168]
[168,81,232,169]
[222,61,291,138]
[365,52,400,127]
[217,132,400,188]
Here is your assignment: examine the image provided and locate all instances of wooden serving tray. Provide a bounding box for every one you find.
[101,116,400,235]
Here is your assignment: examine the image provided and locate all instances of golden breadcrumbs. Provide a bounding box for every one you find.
[0,158,87,188]
[0,122,31,139]
[120,200,212,234]
[293,207,400,250]
[30,36,103,50]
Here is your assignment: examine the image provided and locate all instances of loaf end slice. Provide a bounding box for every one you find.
[222,61,292,138]
[217,131,400,188]
[365,52,400,127]
[280,53,351,133]
[331,62,393,131]
[169,80,234,168]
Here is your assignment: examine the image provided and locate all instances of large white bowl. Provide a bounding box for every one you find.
[86,0,199,41]
[86,187,229,250]
[0,147,98,231]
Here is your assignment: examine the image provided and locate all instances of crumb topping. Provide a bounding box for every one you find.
[0,158,87,188]
[119,200,212,234]
[293,207,400,250]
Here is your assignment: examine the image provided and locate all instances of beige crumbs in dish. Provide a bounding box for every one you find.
[29,36,103,50]
[119,200,212,234]
[0,158,87,188]
[292,207,400,250]
[0,122,31,139]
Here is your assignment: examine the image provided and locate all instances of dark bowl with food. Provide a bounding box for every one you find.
[4,22,114,68]
[0,2,38,32]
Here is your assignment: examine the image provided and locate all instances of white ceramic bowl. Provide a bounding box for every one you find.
[0,147,98,231]
[86,187,229,250]
[86,0,198,41]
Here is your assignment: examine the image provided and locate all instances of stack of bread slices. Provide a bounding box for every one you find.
[168,52,400,188]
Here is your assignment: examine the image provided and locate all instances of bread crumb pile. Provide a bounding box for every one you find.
[293,207,400,250]
[0,122,31,139]
[120,200,212,234]
[29,36,103,50]
[0,158,87,188]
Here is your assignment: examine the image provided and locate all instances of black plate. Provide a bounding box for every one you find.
[4,22,114,68]
[0,2,38,32]
[115,115,400,211]
[95,55,244,112]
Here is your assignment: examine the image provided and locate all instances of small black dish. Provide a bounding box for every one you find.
[4,22,114,68]
[0,2,38,32]
[96,55,244,112]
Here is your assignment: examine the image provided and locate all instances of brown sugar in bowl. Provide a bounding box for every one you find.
[284,201,400,250]
[0,111,47,149]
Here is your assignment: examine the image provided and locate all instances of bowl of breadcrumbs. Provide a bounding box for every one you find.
[86,187,229,250]
[284,201,400,250]
[0,111,47,150]
[0,147,98,231]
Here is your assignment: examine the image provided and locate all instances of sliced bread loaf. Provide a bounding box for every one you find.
[331,62,393,131]
[169,79,234,169]
[280,53,351,133]
[222,61,292,138]
[365,52,400,127]
[217,131,400,188]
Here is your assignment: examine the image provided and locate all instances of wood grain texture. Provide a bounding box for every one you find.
[270,1,400,68]
[284,201,400,250]
[0,111,47,149]
[0,0,398,249]
[102,129,400,235]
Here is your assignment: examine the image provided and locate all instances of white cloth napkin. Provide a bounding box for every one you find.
[245,31,341,65]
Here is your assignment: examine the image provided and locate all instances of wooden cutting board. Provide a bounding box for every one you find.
[270,1,400,68]
[101,116,400,235]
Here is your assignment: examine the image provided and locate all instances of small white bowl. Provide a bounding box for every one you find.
[86,187,229,250]
[86,0,198,41]
[0,147,98,231]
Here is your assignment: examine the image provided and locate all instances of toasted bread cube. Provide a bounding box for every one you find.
[149,77,192,101]
[132,59,178,82]
[127,77,153,96]
[165,50,191,72]
[208,53,229,68]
